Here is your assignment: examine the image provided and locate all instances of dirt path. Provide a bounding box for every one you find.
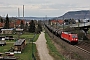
[36,32,53,60]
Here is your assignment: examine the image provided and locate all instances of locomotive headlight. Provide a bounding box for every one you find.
[76,39,77,40]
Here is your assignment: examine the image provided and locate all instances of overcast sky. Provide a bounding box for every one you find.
[0,0,90,17]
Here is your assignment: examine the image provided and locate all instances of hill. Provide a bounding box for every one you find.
[59,10,90,19]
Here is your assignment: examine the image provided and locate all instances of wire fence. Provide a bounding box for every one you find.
[32,34,36,60]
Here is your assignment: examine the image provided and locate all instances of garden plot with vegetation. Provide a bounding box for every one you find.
[0,33,39,60]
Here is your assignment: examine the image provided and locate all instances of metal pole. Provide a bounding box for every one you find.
[56,17,58,29]
[63,17,64,31]
[32,34,36,60]
[32,37,33,60]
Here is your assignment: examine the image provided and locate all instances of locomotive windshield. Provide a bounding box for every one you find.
[72,35,77,38]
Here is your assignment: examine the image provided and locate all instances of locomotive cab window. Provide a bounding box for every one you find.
[72,35,77,38]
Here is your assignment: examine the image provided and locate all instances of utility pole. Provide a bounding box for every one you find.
[56,17,58,29]
[63,16,64,31]
[45,15,48,25]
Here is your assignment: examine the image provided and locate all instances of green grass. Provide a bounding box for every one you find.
[20,34,34,39]
[0,43,13,52]
[0,33,34,39]
[5,33,39,43]
[12,34,34,40]
[33,34,39,42]
[45,33,66,60]
[15,43,37,60]
[88,29,90,34]
[6,40,16,42]
[4,33,39,41]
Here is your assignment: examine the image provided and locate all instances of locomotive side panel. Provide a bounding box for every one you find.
[61,32,70,42]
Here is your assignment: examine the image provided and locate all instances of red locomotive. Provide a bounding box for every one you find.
[61,32,78,44]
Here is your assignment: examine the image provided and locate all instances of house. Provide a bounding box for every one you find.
[0,22,14,29]
[0,36,6,46]
[0,52,16,60]
[57,20,64,25]
[0,41,6,46]
[1,29,13,34]
[5,36,14,40]
[9,22,14,28]
[0,22,4,28]
[14,39,26,53]
[51,20,57,25]
[15,19,25,28]
[15,29,23,34]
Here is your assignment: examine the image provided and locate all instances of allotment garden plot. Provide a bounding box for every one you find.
[0,33,38,60]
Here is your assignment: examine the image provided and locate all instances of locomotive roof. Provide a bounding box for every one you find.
[63,32,76,34]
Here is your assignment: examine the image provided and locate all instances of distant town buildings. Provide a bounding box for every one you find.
[0,18,26,34]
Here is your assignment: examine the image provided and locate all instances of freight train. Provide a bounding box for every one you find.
[45,24,78,44]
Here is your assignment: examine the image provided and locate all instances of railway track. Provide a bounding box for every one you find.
[73,41,90,55]
[74,45,90,54]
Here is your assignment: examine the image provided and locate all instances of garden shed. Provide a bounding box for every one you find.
[14,39,26,53]
[1,29,13,34]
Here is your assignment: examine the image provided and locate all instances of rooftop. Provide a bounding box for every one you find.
[14,39,25,46]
